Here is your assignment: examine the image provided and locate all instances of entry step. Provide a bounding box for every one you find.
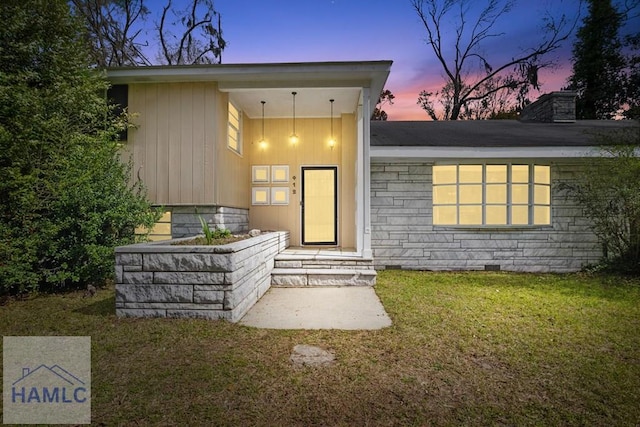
[271,268,376,287]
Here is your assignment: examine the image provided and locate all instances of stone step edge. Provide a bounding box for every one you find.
[271,268,377,276]
[275,254,374,262]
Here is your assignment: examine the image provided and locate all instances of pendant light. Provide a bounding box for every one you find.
[258,100,266,151]
[329,99,336,150]
[290,91,299,145]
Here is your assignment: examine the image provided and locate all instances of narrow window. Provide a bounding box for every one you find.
[228,101,242,155]
[432,164,551,226]
[107,84,128,141]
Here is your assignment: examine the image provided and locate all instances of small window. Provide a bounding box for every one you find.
[107,84,128,141]
[228,102,242,155]
[135,210,172,241]
[432,164,551,226]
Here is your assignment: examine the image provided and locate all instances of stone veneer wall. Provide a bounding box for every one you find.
[171,206,249,238]
[116,231,289,322]
[370,162,601,273]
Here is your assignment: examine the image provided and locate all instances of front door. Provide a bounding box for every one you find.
[301,166,337,245]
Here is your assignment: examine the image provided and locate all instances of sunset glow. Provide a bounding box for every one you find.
[210,0,635,120]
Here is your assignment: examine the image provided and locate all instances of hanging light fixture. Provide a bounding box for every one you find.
[258,100,267,151]
[290,91,298,145]
[329,99,336,150]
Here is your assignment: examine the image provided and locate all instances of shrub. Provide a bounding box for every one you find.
[561,126,640,275]
[0,1,160,294]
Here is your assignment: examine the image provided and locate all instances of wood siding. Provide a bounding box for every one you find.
[247,114,357,247]
[127,82,218,205]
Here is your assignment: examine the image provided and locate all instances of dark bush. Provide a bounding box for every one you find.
[0,0,160,294]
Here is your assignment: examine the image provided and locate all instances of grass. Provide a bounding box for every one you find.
[1,271,639,426]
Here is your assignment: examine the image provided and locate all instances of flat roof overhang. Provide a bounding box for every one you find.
[106,61,392,118]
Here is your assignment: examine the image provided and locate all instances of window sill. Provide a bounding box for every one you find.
[433,224,553,231]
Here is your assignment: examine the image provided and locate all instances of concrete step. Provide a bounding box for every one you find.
[271,268,376,287]
[274,255,375,271]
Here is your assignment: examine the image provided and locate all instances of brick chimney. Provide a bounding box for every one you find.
[519,91,576,123]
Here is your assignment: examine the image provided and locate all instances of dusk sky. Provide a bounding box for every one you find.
[211,0,588,120]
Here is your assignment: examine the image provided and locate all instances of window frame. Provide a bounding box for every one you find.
[432,162,551,227]
[107,84,128,141]
[227,101,242,156]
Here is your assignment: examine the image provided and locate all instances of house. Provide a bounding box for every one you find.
[107,64,637,274]
[107,61,391,264]
[371,92,638,272]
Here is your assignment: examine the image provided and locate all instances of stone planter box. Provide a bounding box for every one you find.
[115,231,289,322]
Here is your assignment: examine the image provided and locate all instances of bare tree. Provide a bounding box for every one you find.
[71,0,151,66]
[419,75,527,120]
[372,89,396,120]
[72,0,226,67]
[158,0,226,65]
[412,0,576,120]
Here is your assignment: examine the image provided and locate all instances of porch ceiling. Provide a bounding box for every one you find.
[227,88,362,119]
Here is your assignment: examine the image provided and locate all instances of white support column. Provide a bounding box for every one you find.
[355,94,364,256]
[356,87,372,258]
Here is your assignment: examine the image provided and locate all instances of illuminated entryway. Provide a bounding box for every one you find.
[302,166,338,245]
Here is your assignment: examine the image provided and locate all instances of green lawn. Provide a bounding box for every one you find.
[1,271,639,426]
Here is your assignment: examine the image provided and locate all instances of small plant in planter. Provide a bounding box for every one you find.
[199,215,232,244]
[173,216,245,246]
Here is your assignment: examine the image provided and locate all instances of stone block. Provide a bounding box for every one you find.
[193,284,229,291]
[275,260,302,268]
[193,290,225,304]
[370,197,394,206]
[408,233,453,243]
[461,240,518,249]
[386,182,423,192]
[123,265,143,272]
[223,274,263,308]
[382,165,409,172]
[308,273,375,286]
[403,199,429,208]
[122,272,153,284]
[153,272,224,284]
[166,310,231,320]
[429,251,493,261]
[116,284,192,303]
[115,265,123,283]
[408,165,430,175]
[371,172,399,181]
[122,302,223,310]
[144,253,232,272]
[523,248,573,257]
[116,253,142,266]
[386,216,429,226]
[272,274,307,286]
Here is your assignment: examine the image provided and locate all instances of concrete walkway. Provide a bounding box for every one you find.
[239,287,392,330]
